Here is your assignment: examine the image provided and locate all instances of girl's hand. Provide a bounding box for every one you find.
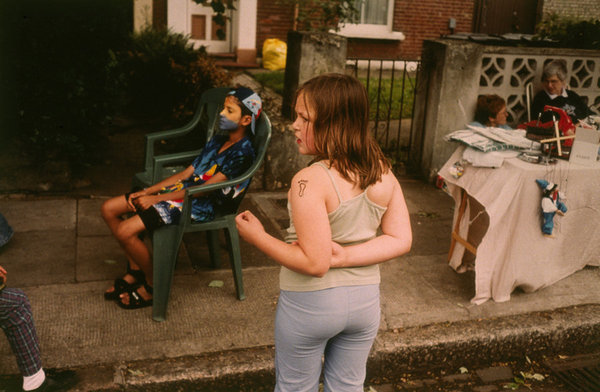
[235,210,265,245]
[133,195,158,211]
[330,242,347,268]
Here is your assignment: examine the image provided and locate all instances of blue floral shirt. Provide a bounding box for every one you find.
[154,134,255,223]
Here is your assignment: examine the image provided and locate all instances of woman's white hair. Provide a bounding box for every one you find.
[542,60,568,82]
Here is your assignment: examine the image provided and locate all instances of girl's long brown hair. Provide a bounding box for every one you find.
[296,73,390,189]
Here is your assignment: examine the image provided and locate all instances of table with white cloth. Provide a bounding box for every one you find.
[439,145,600,304]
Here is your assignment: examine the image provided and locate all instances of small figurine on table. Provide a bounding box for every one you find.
[535,179,567,238]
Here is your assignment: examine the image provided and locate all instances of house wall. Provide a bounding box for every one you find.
[256,0,295,57]
[393,0,475,58]
[255,0,475,60]
[542,0,600,21]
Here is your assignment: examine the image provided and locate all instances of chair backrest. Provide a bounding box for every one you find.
[218,111,272,216]
[194,87,231,144]
[525,82,534,122]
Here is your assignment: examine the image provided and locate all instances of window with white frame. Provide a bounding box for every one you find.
[337,0,404,40]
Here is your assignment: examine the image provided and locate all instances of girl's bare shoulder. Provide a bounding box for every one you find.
[368,170,401,207]
[290,164,331,195]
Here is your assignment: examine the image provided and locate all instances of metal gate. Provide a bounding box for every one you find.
[347,58,421,168]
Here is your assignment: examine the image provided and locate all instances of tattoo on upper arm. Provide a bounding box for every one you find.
[298,180,308,197]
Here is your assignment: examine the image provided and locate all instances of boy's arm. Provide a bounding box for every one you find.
[143,165,196,195]
[133,172,228,210]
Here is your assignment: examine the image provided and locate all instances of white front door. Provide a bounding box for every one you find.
[168,1,233,53]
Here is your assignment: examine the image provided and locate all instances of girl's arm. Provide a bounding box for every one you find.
[236,166,332,277]
[331,174,412,268]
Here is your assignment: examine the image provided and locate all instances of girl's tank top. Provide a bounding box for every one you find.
[280,162,388,292]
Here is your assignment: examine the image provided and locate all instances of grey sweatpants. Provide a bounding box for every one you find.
[274,285,380,392]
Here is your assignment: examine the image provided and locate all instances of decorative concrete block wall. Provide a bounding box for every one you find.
[411,38,600,181]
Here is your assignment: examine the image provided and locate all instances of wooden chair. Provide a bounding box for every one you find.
[150,111,272,322]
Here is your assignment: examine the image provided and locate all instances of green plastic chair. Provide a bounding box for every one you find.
[132,87,231,189]
[150,111,272,322]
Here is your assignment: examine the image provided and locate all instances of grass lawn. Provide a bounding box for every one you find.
[251,70,416,120]
[252,70,285,95]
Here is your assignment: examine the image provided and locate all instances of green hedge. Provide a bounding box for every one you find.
[110,27,231,122]
[535,14,600,50]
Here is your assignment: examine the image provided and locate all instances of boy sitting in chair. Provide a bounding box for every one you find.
[101,87,261,309]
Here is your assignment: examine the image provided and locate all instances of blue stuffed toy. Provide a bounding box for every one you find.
[535,179,567,237]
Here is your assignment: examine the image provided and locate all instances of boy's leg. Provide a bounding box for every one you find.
[115,215,152,285]
[101,195,134,236]
[322,285,380,392]
[0,288,42,377]
[116,215,154,305]
[102,196,145,296]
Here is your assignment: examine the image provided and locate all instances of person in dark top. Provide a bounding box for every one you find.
[531,59,594,124]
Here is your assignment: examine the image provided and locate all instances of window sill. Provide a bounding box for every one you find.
[333,30,405,41]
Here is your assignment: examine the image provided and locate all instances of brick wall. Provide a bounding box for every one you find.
[394,0,474,58]
[256,0,475,60]
[256,0,295,57]
[542,0,600,21]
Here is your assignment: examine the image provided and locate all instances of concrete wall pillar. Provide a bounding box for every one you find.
[235,0,258,64]
[281,31,347,118]
[167,0,187,33]
[410,39,484,181]
[134,0,153,32]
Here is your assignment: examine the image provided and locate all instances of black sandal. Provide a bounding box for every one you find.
[117,282,153,309]
[104,268,145,301]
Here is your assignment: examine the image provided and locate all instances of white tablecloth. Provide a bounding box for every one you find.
[439,146,600,304]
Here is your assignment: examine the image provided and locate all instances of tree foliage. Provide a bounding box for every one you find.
[285,0,359,32]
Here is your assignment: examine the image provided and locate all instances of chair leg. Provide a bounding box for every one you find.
[152,225,182,322]
[207,230,222,268]
[225,218,246,301]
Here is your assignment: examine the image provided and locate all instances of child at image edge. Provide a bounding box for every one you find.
[101,87,261,309]
[235,73,412,391]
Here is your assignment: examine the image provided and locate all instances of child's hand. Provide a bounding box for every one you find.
[235,210,265,245]
[330,242,347,268]
[133,195,158,211]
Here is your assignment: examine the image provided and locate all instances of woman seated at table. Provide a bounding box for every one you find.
[531,59,594,124]
[471,94,512,129]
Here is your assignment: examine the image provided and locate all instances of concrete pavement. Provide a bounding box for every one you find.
[0,177,599,391]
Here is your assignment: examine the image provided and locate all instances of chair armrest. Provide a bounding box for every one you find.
[178,168,256,220]
[152,149,203,183]
[185,172,253,197]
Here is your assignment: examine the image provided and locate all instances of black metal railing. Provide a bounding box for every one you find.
[347,57,421,167]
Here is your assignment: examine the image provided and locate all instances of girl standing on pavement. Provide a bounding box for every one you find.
[235,73,412,391]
